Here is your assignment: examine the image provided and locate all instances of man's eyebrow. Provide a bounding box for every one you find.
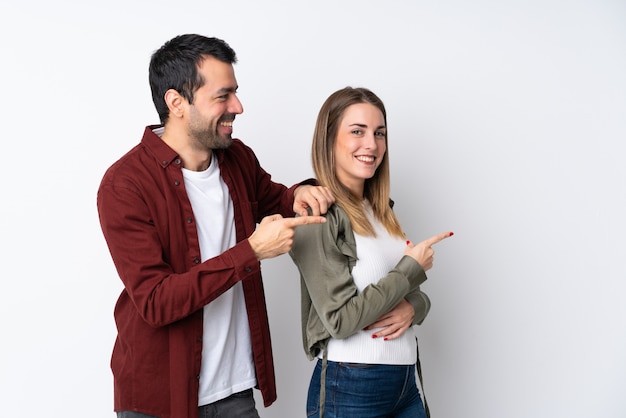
[216,85,238,94]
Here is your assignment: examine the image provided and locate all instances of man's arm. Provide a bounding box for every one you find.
[97,180,261,327]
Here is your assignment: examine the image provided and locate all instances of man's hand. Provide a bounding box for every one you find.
[248,214,326,260]
[293,185,335,216]
[364,299,415,340]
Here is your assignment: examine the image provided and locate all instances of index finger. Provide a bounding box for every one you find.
[424,231,454,247]
[285,215,327,228]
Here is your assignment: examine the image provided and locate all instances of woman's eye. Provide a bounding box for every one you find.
[375,131,386,137]
[351,129,363,135]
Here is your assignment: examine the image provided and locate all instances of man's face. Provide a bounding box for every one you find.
[187,56,243,150]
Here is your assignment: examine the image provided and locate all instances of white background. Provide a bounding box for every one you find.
[1,1,625,417]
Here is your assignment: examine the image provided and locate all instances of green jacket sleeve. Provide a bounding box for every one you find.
[404,288,431,325]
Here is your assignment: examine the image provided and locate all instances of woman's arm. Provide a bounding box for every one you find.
[363,289,431,340]
[290,208,426,340]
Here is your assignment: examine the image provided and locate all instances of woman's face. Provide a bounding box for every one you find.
[333,102,387,197]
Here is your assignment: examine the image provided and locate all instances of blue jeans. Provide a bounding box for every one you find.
[307,359,427,418]
[117,388,259,418]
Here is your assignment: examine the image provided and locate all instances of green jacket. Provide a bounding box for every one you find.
[289,203,431,361]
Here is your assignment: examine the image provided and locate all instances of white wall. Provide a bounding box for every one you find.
[1,1,625,417]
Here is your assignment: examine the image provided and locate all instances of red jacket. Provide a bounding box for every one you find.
[97,126,306,417]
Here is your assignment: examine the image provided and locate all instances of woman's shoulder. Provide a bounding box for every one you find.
[326,203,347,220]
[290,203,357,269]
[293,204,352,247]
[323,204,354,236]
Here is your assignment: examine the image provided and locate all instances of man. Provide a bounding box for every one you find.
[97,34,333,418]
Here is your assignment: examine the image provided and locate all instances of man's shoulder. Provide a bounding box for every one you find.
[101,142,147,177]
[102,126,170,179]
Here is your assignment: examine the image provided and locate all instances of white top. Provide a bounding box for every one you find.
[325,202,417,365]
[182,154,256,406]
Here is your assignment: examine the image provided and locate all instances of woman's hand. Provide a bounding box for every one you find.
[404,231,454,271]
[364,299,415,340]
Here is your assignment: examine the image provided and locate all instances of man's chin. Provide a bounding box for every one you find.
[214,136,233,149]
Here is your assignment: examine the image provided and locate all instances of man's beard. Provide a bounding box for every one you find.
[188,109,232,150]
[191,127,232,150]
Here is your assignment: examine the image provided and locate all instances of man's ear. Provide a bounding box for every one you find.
[164,89,185,119]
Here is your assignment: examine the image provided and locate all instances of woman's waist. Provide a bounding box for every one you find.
[323,328,417,365]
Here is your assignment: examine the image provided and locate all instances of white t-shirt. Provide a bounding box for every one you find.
[182,154,256,406]
[325,201,417,365]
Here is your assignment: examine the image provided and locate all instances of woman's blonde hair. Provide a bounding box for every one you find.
[312,87,405,238]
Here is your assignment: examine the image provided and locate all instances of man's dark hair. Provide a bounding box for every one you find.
[149,34,237,124]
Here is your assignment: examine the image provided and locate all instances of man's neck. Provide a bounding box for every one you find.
[161,128,212,172]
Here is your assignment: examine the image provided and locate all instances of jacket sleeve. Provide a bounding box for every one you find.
[404,288,431,325]
[290,207,427,340]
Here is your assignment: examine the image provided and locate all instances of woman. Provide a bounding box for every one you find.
[289,87,452,418]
